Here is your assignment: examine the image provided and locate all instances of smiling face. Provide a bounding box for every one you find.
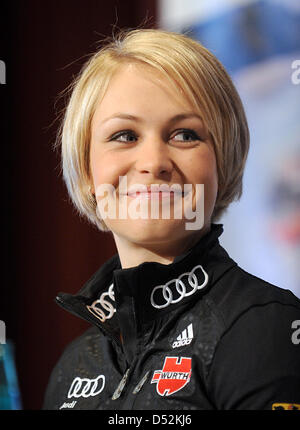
[89,63,218,248]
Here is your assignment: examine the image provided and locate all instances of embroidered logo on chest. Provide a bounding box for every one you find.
[67,374,106,399]
[172,323,194,349]
[151,356,192,396]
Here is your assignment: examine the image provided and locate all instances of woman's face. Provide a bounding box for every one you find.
[89,63,218,247]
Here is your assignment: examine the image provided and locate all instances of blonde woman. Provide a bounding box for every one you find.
[43,29,300,410]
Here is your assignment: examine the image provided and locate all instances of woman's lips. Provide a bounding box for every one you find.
[126,191,180,200]
[117,184,189,200]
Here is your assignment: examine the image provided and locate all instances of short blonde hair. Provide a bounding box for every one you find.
[59,28,249,231]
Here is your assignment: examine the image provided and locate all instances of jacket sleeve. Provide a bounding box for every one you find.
[42,337,81,410]
[206,302,300,410]
[43,362,63,410]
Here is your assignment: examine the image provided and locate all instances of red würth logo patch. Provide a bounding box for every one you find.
[151,356,192,396]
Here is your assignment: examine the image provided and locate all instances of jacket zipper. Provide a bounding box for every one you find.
[111,351,153,410]
[56,295,152,409]
[119,365,151,410]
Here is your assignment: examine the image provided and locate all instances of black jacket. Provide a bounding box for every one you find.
[43,224,300,410]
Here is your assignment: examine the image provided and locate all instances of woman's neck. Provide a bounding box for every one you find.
[112,226,210,269]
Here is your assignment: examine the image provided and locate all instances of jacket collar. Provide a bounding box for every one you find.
[56,224,236,357]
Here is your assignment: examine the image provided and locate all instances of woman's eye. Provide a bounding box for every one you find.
[110,131,137,143]
[172,130,201,142]
[108,129,202,144]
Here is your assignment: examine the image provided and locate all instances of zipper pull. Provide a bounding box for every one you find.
[112,368,130,400]
[132,371,150,394]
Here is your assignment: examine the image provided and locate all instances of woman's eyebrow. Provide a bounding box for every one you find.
[100,112,204,125]
[168,113,204,124]
[101,113,140,124]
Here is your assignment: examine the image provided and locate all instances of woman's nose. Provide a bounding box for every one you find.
[134,137,173,177]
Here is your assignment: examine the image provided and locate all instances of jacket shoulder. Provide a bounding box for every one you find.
[205,266,300,409]
[58,326,101,362]
[208,264,300,331]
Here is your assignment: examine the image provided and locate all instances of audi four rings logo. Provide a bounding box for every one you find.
[86,265,209,321]
[67,375,106,399]
[150,265,209,309]
[87,283,116,323]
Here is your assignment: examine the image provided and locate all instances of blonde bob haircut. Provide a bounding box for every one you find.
[59,28,249,232]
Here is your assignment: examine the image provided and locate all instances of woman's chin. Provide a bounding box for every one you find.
[107,217,190,245]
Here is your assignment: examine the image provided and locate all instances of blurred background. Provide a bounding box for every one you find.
[0,0,299,410]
